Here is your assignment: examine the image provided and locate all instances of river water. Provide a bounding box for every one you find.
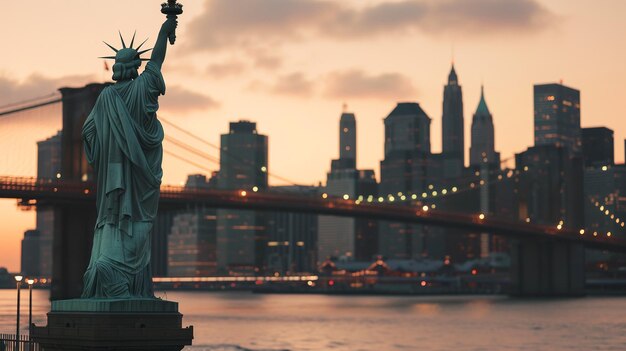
[0,289,624,350]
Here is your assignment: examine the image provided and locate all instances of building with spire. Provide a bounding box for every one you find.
[318,109,378,263]
[442,64,465,178]
[469,86,500,168]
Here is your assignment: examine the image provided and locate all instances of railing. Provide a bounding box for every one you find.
[0,334,39,351]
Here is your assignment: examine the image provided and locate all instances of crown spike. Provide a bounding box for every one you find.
[136,37,150,51]
[130,31,136,49]
[119,31,126,49]
[103,41,118,53]
[137,48,153,56]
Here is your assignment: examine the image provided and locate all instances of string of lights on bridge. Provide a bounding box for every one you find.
[321,166,519,206]
[590,198,624,230]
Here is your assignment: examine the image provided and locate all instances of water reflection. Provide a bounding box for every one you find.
[0,290,625,350]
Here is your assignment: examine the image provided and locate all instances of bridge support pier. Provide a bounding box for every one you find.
[510,239,585,296]
[51,83,109,300]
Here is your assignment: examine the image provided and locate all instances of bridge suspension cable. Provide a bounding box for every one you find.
[159,115,299,186]
[164,135,220,165]
[0,97,62,118]
[0,92,60,111]
[163,150,215,174]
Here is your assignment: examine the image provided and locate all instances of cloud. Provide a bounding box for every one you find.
[185,0,556,52]
[160,85,220,113]
[249,72,315,97]
[0,74,217,116]
[186,0,335,51]
[323,0,553,37]
[271,73,315,96]
[421,0,554,34]
[206,61,246,78]
[252,51,283,71]
[324,70,417,100]
[0,74,94,106]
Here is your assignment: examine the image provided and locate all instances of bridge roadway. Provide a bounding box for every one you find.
[1,176,624,252]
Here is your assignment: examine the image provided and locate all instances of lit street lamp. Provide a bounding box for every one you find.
[15,274,23,350]
[27,279,34,339]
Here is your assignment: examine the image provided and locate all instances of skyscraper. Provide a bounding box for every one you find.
[515,145,584,228]
[339,112,356,167]
[534,83,581,154]
[379,102,432,259]
[168,209,217,277]
[21,230,41,276]
[318,110,378,262]
[469,86,500,168]
[442,64,464,178]
[167,174,218,277]
[380,102,431,195]
[581,127,614,167]
[267,185,319,274]
[36,131,62,277]
[217,121,268,274]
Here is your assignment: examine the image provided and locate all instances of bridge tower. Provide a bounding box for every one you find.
[51,83,110,300]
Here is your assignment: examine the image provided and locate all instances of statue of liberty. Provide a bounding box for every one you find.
[80,11,179,299]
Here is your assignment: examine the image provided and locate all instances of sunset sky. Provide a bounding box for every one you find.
[1,0,625,271]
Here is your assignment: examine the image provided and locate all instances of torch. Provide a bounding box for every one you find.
[161,0,183,45]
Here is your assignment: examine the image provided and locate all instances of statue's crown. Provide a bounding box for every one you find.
[100,31,152,63]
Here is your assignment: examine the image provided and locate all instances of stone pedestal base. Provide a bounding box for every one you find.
[32,299,193,351]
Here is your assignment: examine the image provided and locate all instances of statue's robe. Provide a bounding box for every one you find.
[81,61,165,298]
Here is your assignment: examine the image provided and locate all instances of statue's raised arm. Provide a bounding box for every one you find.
[150,17,178,69]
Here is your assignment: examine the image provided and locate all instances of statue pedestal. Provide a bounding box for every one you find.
[32,299,193,351]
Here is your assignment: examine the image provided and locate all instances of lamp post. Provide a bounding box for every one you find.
[15,274,23,350]
[27,279,34,339]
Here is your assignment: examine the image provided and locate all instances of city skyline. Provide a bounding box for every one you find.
[2,0,626,270]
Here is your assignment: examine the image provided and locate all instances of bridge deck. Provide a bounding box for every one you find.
[1,176,625,252]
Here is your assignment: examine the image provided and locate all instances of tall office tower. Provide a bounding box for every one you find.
[267,186,319,274]
[339,112,356,167]
[581,127,614,167]
[442,64,464,178]
[379,103,432,259]
[380,103,431,194]
[217,121,268,275]
[469,86,500,168]
[37,131,62,179]
[21,230,41,276]
[534,83,581,154]
[515,145,584,228]
[35,131,62,277]
[318,110,378,262]
[168,209,217,277]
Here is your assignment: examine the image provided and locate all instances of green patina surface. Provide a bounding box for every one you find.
[80,14,179,300]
